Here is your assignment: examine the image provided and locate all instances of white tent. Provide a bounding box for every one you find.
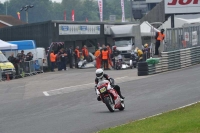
[140,21,160,37]
[0,39,18,50]
[158,16,200,30]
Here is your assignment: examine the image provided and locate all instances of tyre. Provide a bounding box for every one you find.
[138,71,148,76]
[104,96,115,112]
[138,62,148,67]
[138,66,148,71]
[119,101,125,111]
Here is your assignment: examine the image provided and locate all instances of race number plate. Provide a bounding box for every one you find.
[100,87,106,93]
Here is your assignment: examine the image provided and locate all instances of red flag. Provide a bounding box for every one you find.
[64,10,66,21]
[71,10,75,21]
[86,18,88,22]
[17,12,20,20]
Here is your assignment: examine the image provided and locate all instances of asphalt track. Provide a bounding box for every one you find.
[0,66,200,133]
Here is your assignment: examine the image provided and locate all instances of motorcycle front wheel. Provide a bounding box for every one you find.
[104,96,115,112]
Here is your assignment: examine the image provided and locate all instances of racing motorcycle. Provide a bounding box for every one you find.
[96,79,125,112]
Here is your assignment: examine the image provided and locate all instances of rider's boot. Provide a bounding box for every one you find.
[97,96,101,101]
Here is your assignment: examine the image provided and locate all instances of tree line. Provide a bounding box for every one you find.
[0,0,132,23]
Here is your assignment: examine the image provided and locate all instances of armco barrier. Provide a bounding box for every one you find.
[148,46,200,75]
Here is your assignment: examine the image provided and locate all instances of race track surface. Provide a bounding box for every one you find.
[0,66,199,133]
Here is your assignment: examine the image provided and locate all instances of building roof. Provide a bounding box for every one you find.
[0,15,26,26]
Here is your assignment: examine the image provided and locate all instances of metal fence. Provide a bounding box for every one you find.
[17,60,44,77]
[165,24,200,52]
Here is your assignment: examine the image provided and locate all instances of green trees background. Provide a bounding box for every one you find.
[0,0,132,23]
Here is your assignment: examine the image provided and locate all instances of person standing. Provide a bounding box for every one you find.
[74,46,80,68]
[107,44,112,68]
[94,48,101,69]
[50,50,57,72]
[60,49,67,70]
[67,46,73,68]
[82,45,89,62]
[101,48,109,70]
[155,29,165,56]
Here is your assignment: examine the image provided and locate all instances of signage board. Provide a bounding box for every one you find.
[165,0,200,14]
[59,24,100,35]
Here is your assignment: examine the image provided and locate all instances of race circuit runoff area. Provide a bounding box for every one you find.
[0,66,200,133]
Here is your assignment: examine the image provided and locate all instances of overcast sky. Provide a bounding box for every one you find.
[0,0,62,3]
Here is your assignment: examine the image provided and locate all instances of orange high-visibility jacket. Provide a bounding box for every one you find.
[157,32,165,41]
[75,48,80,58]
[94,50,101,57]
[102,50,109,60]
[82,48,89,57]
[50,53,57,62]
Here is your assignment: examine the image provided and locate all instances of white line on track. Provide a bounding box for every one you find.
[43,76,128,97]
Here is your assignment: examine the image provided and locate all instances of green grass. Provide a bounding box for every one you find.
[98,102,200,133]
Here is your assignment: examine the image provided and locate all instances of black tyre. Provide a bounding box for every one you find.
[119,101,125,111]
[138,62,148,67]
[138,66,148,71]
[104,97,115,112]
[138,71,148,76]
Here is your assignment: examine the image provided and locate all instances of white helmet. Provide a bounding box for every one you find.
[96,68,104,79]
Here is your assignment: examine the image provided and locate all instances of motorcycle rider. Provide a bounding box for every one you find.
[95,68,125,101]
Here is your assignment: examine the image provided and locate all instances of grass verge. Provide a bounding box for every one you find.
[98,102,200,133]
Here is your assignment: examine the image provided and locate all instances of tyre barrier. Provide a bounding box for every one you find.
[137,62,148,76]
[148,46,200,75]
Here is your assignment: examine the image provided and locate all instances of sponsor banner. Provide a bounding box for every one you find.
[59,24,100,35]
[98,0,103,22]
[121,0,125,22]
[165,0,200,14]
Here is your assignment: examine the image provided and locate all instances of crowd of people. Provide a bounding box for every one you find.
[50,45,90,72]
[8,50,34,75]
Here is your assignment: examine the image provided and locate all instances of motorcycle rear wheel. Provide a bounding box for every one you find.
[104,97,115,112]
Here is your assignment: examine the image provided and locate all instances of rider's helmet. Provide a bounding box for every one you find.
[96,68,104,79]
[113,46,117,50]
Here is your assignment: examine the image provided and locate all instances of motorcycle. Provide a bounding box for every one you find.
[78,52,96,69]
[114,54,123,70]
[130,51,138,69]
[96,79,125,112]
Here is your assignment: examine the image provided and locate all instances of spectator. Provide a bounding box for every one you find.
[17,50,25,62]
[67,46,73,68]
[8,53,15,63]
[74,46,80,68]
[8,53,20,75]
[135,47,143,62]
[60,49,67,71]
[50,50,57,72]
[25,52,33,61]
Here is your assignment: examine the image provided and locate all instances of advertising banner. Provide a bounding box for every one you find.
[165,0,200,14]
[59,24,100,35]
[98,0,103,22]
[121,0,125,22]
